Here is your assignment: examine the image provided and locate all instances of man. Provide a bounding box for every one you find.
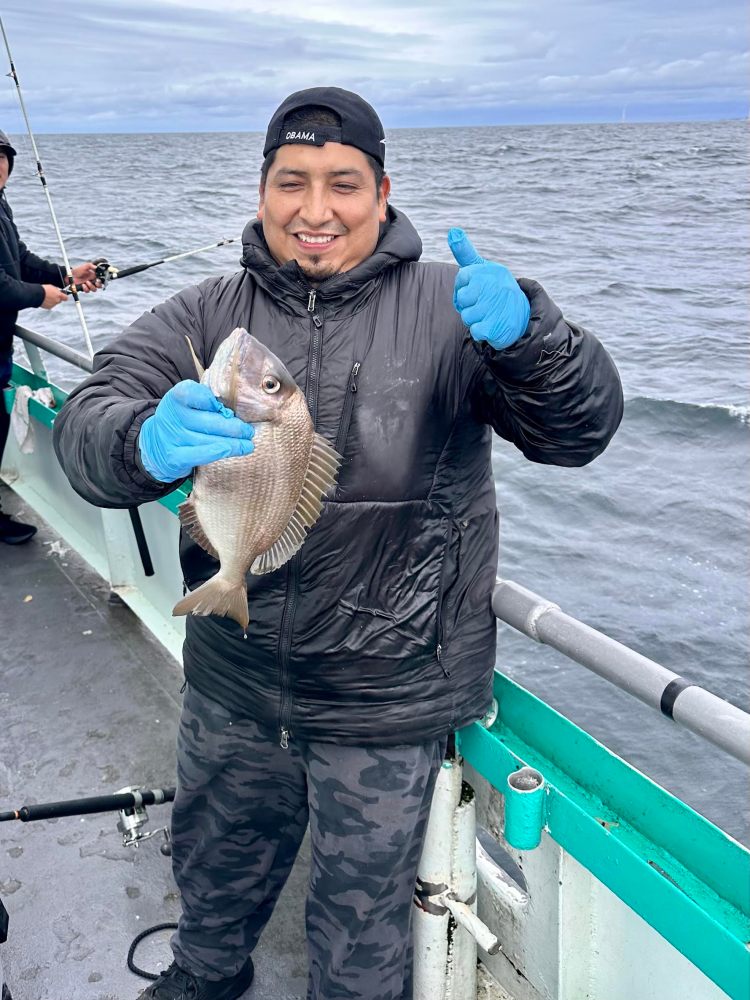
[0,129,99,544]
[53,88,623,1000]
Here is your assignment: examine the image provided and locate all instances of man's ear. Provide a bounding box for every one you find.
[257,181,265,221]
[378,174,391,223]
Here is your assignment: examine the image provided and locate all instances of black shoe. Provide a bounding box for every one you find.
[137,958,254,999]
[0,512,37,545]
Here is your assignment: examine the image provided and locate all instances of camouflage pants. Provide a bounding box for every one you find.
[170,684,446,1000]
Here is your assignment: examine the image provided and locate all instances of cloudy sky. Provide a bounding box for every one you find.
[0,0,746,133]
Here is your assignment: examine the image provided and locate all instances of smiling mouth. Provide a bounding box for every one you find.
[293,233,340,250]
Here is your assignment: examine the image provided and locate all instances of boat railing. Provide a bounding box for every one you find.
[11,323,750,768]
[493,578,750,766]
[15,323,93,375]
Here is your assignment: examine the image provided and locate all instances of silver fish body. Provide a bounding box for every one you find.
[172,327,341,629]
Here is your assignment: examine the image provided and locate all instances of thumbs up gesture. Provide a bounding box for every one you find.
[448,228,530,351]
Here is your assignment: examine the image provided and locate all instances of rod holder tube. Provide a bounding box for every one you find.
[413,761,455,1000]
[449,781,479,998]
[504,767,545,851]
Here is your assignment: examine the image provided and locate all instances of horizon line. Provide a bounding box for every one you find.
[6,115,746,138]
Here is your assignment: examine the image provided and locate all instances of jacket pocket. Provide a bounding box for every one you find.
[293,499,450,666]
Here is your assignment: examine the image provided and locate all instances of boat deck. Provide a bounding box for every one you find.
[0,483,308,1000]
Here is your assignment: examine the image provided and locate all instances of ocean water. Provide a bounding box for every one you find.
[5,121,749,842]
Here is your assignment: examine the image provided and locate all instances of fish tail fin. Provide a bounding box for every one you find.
[172,575,249,629]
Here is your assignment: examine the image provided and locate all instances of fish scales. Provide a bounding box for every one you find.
[172,328,341,629]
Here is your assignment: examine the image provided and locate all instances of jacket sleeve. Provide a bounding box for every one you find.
[468,278,623,466]
[0,265,45,310]
[2,198,65,291]
[52,283,209,508]
[18,238,66,287]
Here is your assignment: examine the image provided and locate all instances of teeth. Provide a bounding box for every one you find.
[297,234,335,244]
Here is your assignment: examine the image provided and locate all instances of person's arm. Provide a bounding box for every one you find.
[19,248,100,292]
[17,238,67,287]
[0,198,66,288]
[450,229,623,466]
[53,283,253,508]
[469,278,623,465]
[0,199,64,304]
[0,264,46,310]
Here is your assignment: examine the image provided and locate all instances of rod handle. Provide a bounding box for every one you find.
[0,787,175,823]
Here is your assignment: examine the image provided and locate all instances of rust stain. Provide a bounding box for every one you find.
[595,817,620,830]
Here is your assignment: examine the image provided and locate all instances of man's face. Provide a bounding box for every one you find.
[258,142,390,282]
[0,152,9,190]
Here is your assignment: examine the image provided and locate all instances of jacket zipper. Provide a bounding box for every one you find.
[334,361,361,454]
[436,521,461,680]
[307,290,323,423]
[332,295,381,460]
[277,289,324,748]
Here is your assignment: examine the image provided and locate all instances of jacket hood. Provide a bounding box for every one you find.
[239,204,422,312]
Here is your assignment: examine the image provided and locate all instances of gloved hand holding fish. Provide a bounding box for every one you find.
[448,227,531,351]
[139,379,256,483]
[171,328,341,630]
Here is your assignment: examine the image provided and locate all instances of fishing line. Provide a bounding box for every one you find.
[0,17,95,359]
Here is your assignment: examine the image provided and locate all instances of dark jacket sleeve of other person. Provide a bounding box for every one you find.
[0,195,65,312]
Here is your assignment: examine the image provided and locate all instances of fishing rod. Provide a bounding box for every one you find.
[0,783,177,988]
[0,785,175,849]
[0,17,94,359]
[93,235,239,288]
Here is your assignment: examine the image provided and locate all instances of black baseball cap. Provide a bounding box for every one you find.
[263,87,386,167]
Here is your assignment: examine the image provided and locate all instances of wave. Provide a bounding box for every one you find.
[625,395,750,428]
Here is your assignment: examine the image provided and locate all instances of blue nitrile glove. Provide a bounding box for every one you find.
[138,380,255,483]
[448,228,531,350]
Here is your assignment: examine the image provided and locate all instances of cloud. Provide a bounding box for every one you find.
[0,0,746,131]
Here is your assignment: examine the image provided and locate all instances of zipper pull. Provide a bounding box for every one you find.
[350,361,360,392]
[307,290,316,312]
[436,644,451,678]
[280,727,289,750]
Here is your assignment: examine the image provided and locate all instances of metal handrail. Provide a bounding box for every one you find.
[493,578,750,766]
[15,324,93,373]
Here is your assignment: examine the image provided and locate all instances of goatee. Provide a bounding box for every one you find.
[298,256,338,282]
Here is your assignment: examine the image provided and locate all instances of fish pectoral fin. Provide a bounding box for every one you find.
[178,496,219,558]
[250,433,342,576]
[184,335,205,380]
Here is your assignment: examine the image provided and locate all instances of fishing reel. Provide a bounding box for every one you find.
[115,786,172,855]
[0,784,175,855]
[93,256,117,288]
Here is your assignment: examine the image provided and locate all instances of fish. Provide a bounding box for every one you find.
[172,327,341,629]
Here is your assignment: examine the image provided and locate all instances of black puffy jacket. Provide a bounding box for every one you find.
[53,207,623,746]
[0,189,64,375]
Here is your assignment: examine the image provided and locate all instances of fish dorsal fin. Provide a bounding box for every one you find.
[250,432,341,575]
[184,336,205,379]
[178,496,219,559]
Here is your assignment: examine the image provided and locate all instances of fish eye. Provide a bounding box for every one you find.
[262,374,281,394]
